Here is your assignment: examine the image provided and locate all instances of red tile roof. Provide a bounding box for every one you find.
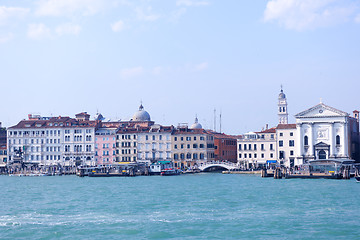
[276,124,297,129]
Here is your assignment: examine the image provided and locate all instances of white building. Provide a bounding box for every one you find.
[137,124,173,164]
[237,128,277,169]
[7,113,98,168]
[276,124,297,168]
[294,102,360,165]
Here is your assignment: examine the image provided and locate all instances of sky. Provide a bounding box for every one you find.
[1,0,360,135]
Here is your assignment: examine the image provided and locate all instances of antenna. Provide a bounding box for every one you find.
[220,110,222,133]
[214,108,216,132]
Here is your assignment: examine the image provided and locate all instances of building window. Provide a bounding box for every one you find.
[261,144,264,150]
[336,135,340,145]
[289,140,295,147]
[279,151,284,159]
[270,153,273,158]
[270,144,273,150]
[244,144,247,150]
[254,153,257,158]
[249,144,252,150]
[290,150,294,156]
[239,144,241,150]
[254,144,257,150]
[239,153,242,158]
[279,140,283,147]
[261,153,264,158]
[280,133,283,137]
[290,132,293,136]
[304,136,308,146]
[249,153,252,158]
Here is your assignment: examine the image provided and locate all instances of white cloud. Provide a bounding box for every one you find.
[27,23,51,40]
[111,20,124,32]
[263,0,357,31]
[195,62,208,71]
[176,0,209,7]
[35,0,106,16]
[0,33,14,44]
[120,66,143,79]
[0,6,29,25]
[135,6,160,22]
[56,23,81,36]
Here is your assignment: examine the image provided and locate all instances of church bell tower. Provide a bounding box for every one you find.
[278,86,288,124]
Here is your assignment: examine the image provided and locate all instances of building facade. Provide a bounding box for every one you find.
[95,127,117,165]
[7,113,98,168]
[295,103,360,165]
[276,124,297,168]
[237,128,277,169]
[172,124,215,169]
[136,125,173,164]
[209,131,238,163]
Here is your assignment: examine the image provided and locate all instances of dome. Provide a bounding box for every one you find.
[278,90,286,99]
[190,116,202,129]
[132,104,151,121]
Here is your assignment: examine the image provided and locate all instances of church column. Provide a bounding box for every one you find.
[329,122,335,158]
[308,123,314,159]
[342,120,349,158]
[296,123,303,164]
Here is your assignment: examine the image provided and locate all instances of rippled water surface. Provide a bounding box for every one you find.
[0,174,359,239]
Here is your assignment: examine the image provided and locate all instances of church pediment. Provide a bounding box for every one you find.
[314,141,329,147]
[295,103,348,118]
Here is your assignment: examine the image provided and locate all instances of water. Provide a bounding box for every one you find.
[0,173,359,239]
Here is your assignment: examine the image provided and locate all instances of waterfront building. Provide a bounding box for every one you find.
[7,113,99,168]
[0,144,7,173]
[136,124,173,164]
[172,118,215,169]
[295,102,360,165]
[276,124,297,168]
[95,127,117,165]
[115,105,154,163]
[115,128,138,162]
[208,131,238,163]
[237,127,277,169]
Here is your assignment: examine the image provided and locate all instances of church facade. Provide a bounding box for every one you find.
[294,103,360,165]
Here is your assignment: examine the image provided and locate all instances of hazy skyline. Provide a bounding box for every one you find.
[1,0,360,134]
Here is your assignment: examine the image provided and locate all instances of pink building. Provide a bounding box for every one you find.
[95,128,117,165]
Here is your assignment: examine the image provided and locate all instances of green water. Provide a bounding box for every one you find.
[0,173,359,239]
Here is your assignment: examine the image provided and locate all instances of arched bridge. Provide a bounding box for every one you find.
[198,161,238,171]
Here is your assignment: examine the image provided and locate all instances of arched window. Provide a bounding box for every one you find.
[336,135,340,145]
[319,150,326,159]
[279,107,282,112]
[283,107,285,112]
[186,153,191,159]
[304,136,308,146]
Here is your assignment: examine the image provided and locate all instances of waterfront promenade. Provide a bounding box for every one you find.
[0,173,359,239]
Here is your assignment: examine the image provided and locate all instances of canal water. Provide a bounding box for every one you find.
[0,173,359,239]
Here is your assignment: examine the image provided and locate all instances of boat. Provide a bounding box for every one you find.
[160,168,181,176]
[355,176,360,182]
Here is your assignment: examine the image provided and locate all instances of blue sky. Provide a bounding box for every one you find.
[1,0,360,134]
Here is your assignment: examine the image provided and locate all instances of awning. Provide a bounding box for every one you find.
[266,160,277,164]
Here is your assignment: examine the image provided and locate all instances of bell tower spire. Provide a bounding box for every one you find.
[278,86,288,124]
